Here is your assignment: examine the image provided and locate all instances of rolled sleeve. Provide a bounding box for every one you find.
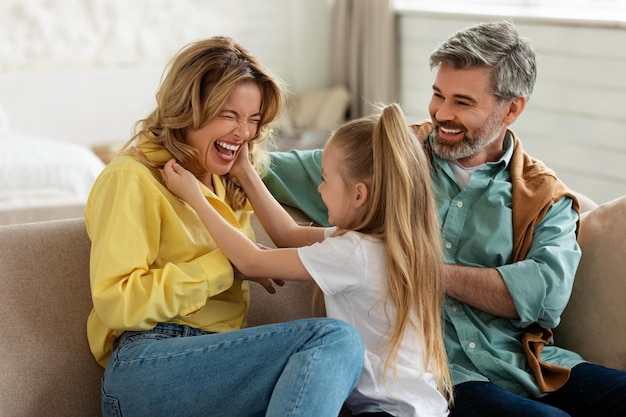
[498,197,581,328]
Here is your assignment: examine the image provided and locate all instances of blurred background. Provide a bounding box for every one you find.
[1,0,625,224]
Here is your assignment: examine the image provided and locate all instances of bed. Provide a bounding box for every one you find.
[0,123,105,225]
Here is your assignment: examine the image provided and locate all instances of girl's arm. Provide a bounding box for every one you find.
[231,147,324,248]
[163,159,313,281]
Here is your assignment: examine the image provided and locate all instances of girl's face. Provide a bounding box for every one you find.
[186,81,262,177]
[318,141,363,229]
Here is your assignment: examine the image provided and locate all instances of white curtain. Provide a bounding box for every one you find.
[330,0,396,119]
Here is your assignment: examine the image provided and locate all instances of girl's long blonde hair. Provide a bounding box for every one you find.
[121,36,285,210]
[329,103,452,403]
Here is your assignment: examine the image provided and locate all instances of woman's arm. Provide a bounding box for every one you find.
[231,147,324,248]
[163,159,313,281]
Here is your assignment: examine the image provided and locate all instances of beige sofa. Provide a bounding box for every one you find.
[1,199,624,417]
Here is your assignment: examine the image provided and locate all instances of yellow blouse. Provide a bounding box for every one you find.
[85,146,254,367]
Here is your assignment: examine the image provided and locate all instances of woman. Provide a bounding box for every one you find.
[86,36,364,417]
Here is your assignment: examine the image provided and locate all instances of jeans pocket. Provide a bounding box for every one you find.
[101,378,122,417]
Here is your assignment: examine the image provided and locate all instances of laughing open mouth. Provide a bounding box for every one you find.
[440,126,463,135]
[215,141,240,159]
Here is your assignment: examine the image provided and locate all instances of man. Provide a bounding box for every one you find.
[264,21,626,416]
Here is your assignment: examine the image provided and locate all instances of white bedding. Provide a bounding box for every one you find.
[0,129,105,200]
[0,127,105,224]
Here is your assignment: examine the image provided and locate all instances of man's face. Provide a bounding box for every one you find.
[428,61,509,167]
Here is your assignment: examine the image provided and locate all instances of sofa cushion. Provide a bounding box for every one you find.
[554,196,626,370]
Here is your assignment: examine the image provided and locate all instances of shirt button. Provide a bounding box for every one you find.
[451,305,459,312]
[456,201,463,208]
[217,284,224,290]
[445,242,452,249]
[229,323,235,328]
[469,342,476,349]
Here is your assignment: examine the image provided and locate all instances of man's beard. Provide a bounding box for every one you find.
[431,108,504,161]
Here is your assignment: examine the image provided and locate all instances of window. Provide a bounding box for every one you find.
[395,0,626,23]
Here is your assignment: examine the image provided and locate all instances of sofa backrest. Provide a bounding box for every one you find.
[0,218,102,417]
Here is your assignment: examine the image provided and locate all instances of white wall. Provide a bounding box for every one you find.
[397,9,626,204]
[0,0,333,145]
[3,1,625,205]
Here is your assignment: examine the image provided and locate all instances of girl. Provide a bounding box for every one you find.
[86,36,364,417]
[164,103,453,417]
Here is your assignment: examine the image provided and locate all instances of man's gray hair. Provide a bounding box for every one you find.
[430,20,537,102]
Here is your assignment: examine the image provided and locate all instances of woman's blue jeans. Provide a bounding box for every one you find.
[101,318,364,417]
[449,362,626,417]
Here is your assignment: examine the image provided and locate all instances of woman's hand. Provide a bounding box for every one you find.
[162,159,204,206]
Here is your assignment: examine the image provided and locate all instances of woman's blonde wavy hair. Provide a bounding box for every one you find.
[121,36,285,210]
[324,103,453,403]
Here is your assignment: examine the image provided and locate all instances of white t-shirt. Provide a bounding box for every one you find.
[297,228,449,417]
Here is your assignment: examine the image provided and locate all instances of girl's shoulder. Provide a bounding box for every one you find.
[329,228,382,243]
[324,229,384,257]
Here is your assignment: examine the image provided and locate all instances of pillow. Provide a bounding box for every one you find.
[289,85,350,131]
[554,196,626,371]
[573,191,598,213]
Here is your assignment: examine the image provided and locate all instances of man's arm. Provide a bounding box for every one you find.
[264,150,329,226]
[445,264,519,319]
[501,197,581,328]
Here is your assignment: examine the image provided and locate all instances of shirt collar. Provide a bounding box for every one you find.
[136,132,174,165]
[500,131,514,167]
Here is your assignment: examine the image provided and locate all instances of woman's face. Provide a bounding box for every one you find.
[186,81,262,177]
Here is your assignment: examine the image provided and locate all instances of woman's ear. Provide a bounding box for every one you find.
[353,182,369,209]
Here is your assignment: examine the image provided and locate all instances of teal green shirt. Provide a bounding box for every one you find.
[265,135,584,398]
[431,134,583,398]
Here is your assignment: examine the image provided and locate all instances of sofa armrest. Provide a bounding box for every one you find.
[0,218,102,416]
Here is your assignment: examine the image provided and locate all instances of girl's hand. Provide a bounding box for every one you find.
[162,159,204,205]
[233,265,285,294]
[230,141,253,180]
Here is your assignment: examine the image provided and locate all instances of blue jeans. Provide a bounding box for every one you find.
[450,363,626,417]
[101,319,364,417]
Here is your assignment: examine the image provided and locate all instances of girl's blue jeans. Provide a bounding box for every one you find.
[101,318,364,417]
[449,362,626,417]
